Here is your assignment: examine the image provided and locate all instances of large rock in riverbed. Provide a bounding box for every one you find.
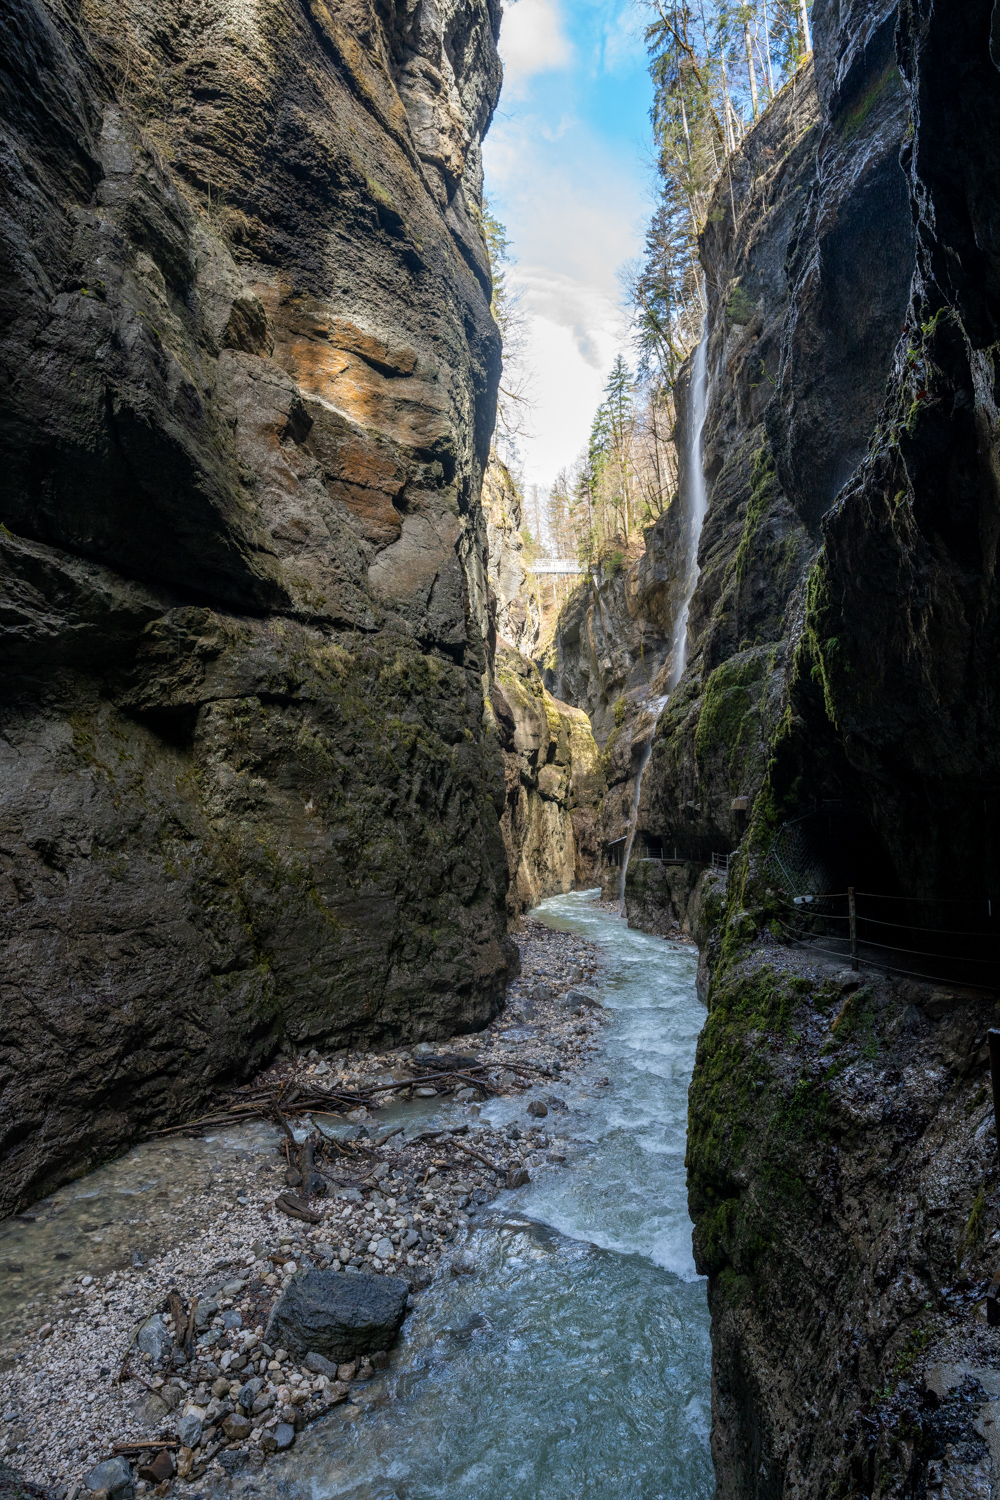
[266,1270,408,1362]
[83,1456,134,1499]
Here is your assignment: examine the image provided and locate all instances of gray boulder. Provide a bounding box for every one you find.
[136,1314,170,1362]
[83,1456,134,1498]
[193,1300,218,1329]
[564,986,601,1009]
[265,1270,408,1362]
[303,1350,339,1378]
[237,1377,264,1411]
[175,1412,203,1449]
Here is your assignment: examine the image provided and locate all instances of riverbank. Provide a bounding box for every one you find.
[0,918,602,1499]
[234,890,713,1499]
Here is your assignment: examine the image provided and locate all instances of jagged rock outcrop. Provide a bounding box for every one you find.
[0,0,513,1214]
[482,455,539,656]
[491,645,604,918]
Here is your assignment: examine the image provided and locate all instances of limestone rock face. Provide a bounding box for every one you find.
[644,0,1000,1496]
[596,1,917,889]
[542,538,676,751]
[772,0,1000,903]
[482,456,539,656]
[491,646,604,918]
[0,0,512,1212]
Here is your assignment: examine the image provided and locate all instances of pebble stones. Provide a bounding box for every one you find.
[0,915,602,1498]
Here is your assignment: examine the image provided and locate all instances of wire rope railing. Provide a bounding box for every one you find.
[772,886,1000,989]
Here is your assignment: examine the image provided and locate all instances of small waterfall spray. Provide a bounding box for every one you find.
[619,326,710,913]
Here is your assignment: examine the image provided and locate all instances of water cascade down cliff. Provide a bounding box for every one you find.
[618,326,711,911]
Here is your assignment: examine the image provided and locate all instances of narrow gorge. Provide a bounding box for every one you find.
[2,0,1000,1497]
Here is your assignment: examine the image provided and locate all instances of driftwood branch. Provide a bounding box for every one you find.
[450,1139,504,1176]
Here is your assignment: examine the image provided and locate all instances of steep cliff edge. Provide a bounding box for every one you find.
[645,0,1000,1495]
[0,0,513,1213]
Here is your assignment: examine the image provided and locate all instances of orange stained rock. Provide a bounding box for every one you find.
[278,336,449,452]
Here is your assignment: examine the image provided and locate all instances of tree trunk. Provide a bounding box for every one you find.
[744,23,759,120]
[798,0,812,53]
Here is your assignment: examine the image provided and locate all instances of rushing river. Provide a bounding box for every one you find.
[269,889,713,1500]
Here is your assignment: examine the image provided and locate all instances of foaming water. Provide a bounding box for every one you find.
[271,891,712,1500]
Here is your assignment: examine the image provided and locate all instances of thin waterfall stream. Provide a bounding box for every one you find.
[620,329,710,910]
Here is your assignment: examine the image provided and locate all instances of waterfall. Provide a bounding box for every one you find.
[619,326,710,913]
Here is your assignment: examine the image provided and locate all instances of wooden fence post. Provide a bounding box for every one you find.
[848,887,858,971]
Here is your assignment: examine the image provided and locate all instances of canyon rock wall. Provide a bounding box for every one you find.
[633,11,914,878]
[639,1,1000,1496]
[690,952,1000,1500]
[482,455,539,657]
[0,0,514,1214]
[491,645,604,919]
[542,516,679,752]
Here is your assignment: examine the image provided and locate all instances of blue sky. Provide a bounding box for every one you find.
[483,0,655,499]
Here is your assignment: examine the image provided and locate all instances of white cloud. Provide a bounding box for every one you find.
[516,267,625,372]
[485,115,643,296]
[499,0,573,95]
[487,0,653,498]
[599,4,645,75]
[513,270,626,489]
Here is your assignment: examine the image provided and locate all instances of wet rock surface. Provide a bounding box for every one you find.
[541,542,677,752]
[265,1271,408,1363]
[0,0,512,1218]
[491,645,604,918]
[483,458,540,658]
[688,944,1000,1498]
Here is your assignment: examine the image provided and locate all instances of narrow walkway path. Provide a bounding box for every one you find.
[265,890,713,1499]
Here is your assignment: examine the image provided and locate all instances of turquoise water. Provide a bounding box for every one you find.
[272,890,713,1499]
